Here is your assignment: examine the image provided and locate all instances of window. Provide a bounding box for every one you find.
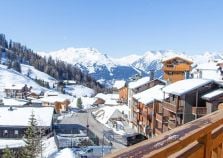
[15,130,19,135]
[3,130,8,136]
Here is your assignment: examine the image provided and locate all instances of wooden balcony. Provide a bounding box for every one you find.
[155,128,163,135]
[106,109,223,158]
[192,107,207,115]
[155,113,168,123]
[162,101,183,113]
[168,119,177,129]
[163,63,191,72]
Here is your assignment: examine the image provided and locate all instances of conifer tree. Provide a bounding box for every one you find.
[2,146,15,158]
[23,112,42,158]
[77,97,83,109]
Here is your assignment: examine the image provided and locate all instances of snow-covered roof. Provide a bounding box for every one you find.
[4,84,24,90]
[113,80,126,89]
[133,85,167,105]
[54,148,75,158]
[128,77,150,89]
[95,93,119,101]
[162,55,193,63]
[69,97,96,109]
[196,62,219,70]
[0,139,25,149]
[163,79,213,96]
[41,93,72,104]
[0,107,54,127]
[202,89,223,100]
[44,90,59,97]
[2,98,29,106]
[92,106,123,124]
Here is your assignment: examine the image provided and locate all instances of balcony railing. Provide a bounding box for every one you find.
[106,109,223,158]
[155,113,168,123]
[192,107,207,115]
[162,101,183,113]
[133,106,139,113]
[168,119,177,129]
[163,64,191,72]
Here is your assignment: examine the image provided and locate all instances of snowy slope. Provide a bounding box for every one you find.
[64,85,95,97]
[21,64,57,87]
[0,64,47,97]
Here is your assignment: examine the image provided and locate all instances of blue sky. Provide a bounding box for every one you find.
[0,0,222,57]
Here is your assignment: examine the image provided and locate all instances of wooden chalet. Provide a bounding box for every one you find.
[154,79,221,135]
[113,80,128,103]
[162,55,193,83]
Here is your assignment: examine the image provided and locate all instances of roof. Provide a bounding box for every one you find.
[95,93,119,101]
[2,98,29,106]
[162,55,193,63]
[163,79,213,96]
[128,77,151,89]
[202,89,223,100]
[40,94,72,104]
[113,80,126,89]
[133,85,167,105]
[0,107,54,127]
[0,139,25,149]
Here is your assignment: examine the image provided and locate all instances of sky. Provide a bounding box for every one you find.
[0,0,223,57]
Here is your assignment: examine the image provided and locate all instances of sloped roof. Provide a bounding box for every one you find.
[133,85,167,105]
[128,77,150,89]
[162,55,193,64]
[202,89,223,100]
[163,79,213,96]
[113,80,126,89]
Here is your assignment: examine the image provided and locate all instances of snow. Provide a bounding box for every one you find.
[0,65,46,97]
[54,148,75,158]
[95,93,119,105]
[0,139,25,149]
[133,85,166,105]
[112,54,141,66]
[163,79,213,96]
[69,97,96,109]
[196,62,219,70]
[128,77,150,89]
[2,98,29,106]
[162,54,193,63]
[113,80,126,89]
[92,106,123,124]
[64,85,95,97]
[0,107,54,127]
[40,95,72,104]
[21,64,57,87]
[42,137,58,158]
[39,47,115,72]
[202,89,223,100]
[4,83,24,90]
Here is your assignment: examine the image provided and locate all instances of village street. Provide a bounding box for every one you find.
[59,108,126,152]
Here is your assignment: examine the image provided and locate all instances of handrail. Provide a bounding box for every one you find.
[106,109,223,158]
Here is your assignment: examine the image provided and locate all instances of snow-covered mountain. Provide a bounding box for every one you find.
[38,48,223,86]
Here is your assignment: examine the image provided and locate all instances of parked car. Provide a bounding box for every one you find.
[123,133,148,146]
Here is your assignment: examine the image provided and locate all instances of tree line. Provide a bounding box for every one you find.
[0,34,106,92]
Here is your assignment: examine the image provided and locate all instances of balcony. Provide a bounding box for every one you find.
[107,109,223,158]
[192,107,207,115]
[156,113,168,123]
[168,119,177,129]
[155,128,163,135]
[162,101,183,113]
[163,63,191,72]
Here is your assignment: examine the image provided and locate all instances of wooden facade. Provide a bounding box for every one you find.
[106,109,223,158]
[118,87,128,103]
[162,56,193,83]
[153,81,220,135]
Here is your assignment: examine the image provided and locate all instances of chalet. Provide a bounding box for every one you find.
[162,55,193,83]
[0,107,54,152]
[127,77,165,125]
[4,84,24,99]
[94,93,119,106]
[132,85,168,137]
[40,95,71,113]
[154,79,220,135]
[113,80,128,103]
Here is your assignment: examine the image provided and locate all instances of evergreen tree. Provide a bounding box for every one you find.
[2,146,15,158]
[23,112,42,158]
[77,97,83,109]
